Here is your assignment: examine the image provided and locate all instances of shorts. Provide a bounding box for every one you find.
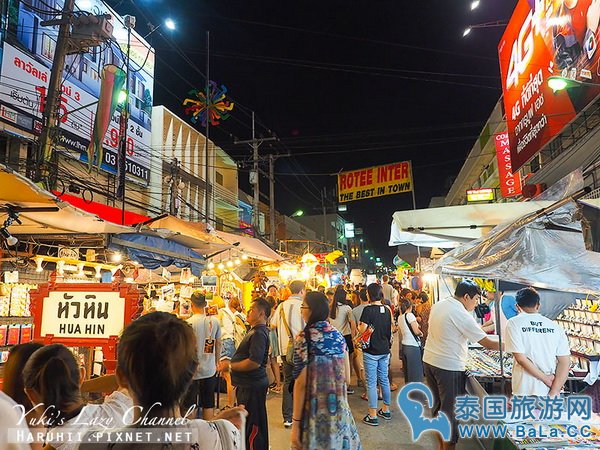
[269,328,280,357]
[182,375,218,411]
[344,334,354,354]
[220,338,236,360]
[424,362,467,444]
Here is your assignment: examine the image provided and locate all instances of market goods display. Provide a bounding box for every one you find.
[466,348,513,377]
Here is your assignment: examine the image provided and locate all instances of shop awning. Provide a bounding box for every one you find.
[142,215,232,256]
[0,166,131,235]
[389,201,555,245]
[212,230,284,262]
[111,233,205,275]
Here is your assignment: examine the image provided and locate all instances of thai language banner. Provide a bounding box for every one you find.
[0,0,155,183]
[494,132,522,198]
[338,161,412,203]
[498,0,600,172]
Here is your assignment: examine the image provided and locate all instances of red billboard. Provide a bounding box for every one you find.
[498,0,600,172]
[494,133,522,198]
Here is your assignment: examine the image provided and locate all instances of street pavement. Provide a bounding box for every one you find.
[219,339,483,450]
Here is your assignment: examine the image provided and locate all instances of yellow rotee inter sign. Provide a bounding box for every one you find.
[338,161,412,203]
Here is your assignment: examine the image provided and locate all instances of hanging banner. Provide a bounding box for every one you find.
[498,0,600,172]
[338,161,412,203]
[494,132,522,198]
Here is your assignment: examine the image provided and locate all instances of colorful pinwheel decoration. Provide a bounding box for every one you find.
[183,81,234,126]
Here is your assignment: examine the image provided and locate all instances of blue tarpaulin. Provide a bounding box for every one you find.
[111,233,205,275]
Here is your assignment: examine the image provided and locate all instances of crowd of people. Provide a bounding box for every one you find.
[0,276,573,450]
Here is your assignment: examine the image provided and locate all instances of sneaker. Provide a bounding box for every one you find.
[377,409,391,421]
[347,387,355,394]
[362,414,379,426]
[283,420,293,428]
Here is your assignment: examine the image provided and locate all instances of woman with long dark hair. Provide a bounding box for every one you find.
[398,298,424,383]
[3,342,43,413]
[329,287,357,393]
[290,292,361,450]
[80,312,246,449]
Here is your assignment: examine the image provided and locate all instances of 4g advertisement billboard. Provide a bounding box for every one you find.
[498,0,600,172]
[0,0,155,183]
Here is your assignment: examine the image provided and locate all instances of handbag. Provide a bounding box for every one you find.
[354,324,375,350]
[404,313,424,351]
[281,303,295,361]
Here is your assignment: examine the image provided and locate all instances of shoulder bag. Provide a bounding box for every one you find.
[281,303,295,361]
[404,313,423,351]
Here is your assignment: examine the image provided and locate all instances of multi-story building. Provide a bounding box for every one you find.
[151,106,238,228]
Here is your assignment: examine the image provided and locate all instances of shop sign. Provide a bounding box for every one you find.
[0,0,155,183]
[494,133,522,198]
[39,290,124,339]
[344,222,355,238]
[466,188,495,202]
[498,0,600,172]
[338,161,412,203]
[30,282,140,348]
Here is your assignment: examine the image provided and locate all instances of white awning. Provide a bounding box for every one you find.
[389,201,555,245]
[212,230,284,262]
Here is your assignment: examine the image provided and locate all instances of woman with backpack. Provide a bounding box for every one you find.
[398,298,424,383]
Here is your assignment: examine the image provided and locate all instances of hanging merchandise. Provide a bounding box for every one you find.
[183,81,234,126]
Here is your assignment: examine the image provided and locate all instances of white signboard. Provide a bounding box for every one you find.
[0,0,155,183]
[40,290,125,339]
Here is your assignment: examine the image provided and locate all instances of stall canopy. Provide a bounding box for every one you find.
[434,196,600,295]
[212,230,284,262]
[389,201,555,246]
[0,165,130,235]
[141,215,231,256]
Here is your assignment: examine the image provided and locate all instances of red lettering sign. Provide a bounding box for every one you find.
[495,133,522,198]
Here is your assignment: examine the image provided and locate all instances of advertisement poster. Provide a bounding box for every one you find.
[494,132,522,198]
[338,161,412,203]
[498,0,600,172]
[0,0,155,183]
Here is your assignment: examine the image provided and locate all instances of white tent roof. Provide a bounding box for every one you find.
[389,201,555,245]
[212,230,284,262]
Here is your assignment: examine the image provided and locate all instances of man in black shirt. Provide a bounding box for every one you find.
[231,297,271,450]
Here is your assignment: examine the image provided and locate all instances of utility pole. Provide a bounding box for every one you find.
[321,187,327,243]
[169,158,180,216]
[234,112,276,236]
[269,153,275,244]
[117,15,134,225]
[37,0,75,180]
[409,160,421,270]
[204,30,211,224]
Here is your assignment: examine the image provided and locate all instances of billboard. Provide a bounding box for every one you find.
[494,132,522,198]
[0,0,155,183]
[498,0,600,172]
[338,161,412,203]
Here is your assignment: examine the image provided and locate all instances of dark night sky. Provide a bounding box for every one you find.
[110,0,519,263]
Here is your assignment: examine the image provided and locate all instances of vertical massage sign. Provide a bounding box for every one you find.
[499,0,600,173]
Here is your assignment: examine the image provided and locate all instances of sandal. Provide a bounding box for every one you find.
[360,392,383,401]
[390,383,398,392]
[269,385,283,394]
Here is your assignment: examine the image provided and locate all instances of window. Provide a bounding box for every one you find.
[82,61,88,74]
[216,171,224,185]
[41,33,56,60]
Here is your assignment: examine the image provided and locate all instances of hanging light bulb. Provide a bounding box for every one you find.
[111,252,122,263]
[241,254,248,260]
[34,256,43,272]
[207,262,215,269]
[226,261,234,268]
[218,263,225,271]
[234,258,241,265]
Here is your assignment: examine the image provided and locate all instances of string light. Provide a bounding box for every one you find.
[226,261,234,268]
[234,259,241,265]
[218,263,225,270]
[111,252,122,263]
[207,262,215,269]
[241,254,248,260]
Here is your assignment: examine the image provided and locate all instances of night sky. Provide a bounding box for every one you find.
[110,0,519,264]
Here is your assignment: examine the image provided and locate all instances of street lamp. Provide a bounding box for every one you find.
[291,210,304,217]
[462,20,506,37]
[547,75,600,91]
[143,18,177,39]
[471,1,480,10]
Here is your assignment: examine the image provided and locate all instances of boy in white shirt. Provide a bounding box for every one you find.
[505,287,571,397]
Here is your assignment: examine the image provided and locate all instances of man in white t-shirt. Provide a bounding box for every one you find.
[423,280,501,450]
[505,287,570,397]
[270,280,305,427]
[0,391,31,450]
